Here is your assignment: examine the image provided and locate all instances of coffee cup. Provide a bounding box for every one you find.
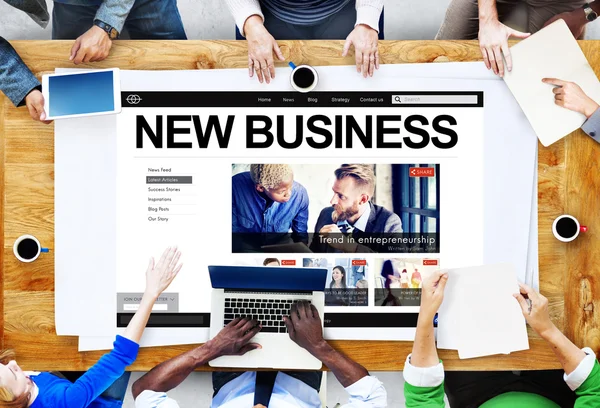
[552,215,587,242]
[290,64,318,93]
[13,235,49,263]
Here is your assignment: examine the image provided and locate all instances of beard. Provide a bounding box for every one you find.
[331,201,360,223]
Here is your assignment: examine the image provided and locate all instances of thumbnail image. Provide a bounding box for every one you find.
[374,258,440,306]
[304,258,369,307]
[232,163,440,253]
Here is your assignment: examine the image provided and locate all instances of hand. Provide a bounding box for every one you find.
[513,283,555,337]
[343,24,380,78]
[479,18,530,77]
[144,246,182,299]
[543,9,587,39]
[244,15,285,84]
[205,317,262,358]
[542,78,599,117]
[25,90,51,124]
[318,224,358,252]
[418,270,448,320]
[70,25,113,64]
[283,301,327,355]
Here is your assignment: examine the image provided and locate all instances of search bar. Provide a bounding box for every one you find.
[392,95,479,104]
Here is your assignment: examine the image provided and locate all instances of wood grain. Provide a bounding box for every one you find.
[1,40,599,370]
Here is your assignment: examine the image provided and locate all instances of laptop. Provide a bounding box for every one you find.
[208,265,327,369]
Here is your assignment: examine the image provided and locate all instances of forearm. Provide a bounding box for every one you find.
[224,0,263,36]
[132,344,217,399]
[411,315,439,367]
[122,292,156,344]
[541,325,587,375]
[590,1,600,14]
[478,0,498,23]
[0,37,40,107]
[355,0,384,31]
[96,0,135,34]
[312,342,369,387]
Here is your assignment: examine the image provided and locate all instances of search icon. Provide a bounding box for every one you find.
[394,96,402,103]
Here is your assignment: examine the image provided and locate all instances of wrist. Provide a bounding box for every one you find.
[200,340,221,361]
[584,101,599,118]
[417,313,435,328]
[539,323,559,341]
[243,15,264,36]
[309,340,333,360]
[479,10,499,25]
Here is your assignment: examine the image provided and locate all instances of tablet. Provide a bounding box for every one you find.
[42,68,121,120]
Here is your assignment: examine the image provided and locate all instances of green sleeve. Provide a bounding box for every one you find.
[404,381,445,408]
[575,360,600,407]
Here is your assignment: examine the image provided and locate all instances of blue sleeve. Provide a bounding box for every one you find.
[95,0,136,34]
[292,185,309,242]
[0,37,40,107]
[62,335,139,408]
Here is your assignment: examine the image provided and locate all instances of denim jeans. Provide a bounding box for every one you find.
[52,0,187,40]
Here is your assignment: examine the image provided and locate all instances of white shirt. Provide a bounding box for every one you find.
[135,372,387,408]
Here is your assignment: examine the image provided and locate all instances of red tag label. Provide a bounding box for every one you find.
[352,259,367,266]
[423,260,438,266]
[409,167,435,177]
[281,260,296,266]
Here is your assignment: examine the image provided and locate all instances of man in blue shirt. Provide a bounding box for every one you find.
[132,302,387,407]
[232,164,309,252]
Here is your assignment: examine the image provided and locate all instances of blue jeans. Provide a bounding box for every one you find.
[52,0,187,40]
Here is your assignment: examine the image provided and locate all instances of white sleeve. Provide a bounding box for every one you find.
[135,390,181,408]
[564,347,597,391]
[355,0,384,32]
[402,354,445,388]
[342,375,388,407]
[223,0,264,37]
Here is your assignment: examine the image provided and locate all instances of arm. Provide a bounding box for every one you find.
[344,0,383,78]
[223,0,263,37]
[284,301,387,406]
[95,0,136,35]
[543,1,600,39]
[132,317,261,399]
[355,0,384,32]
[477,0,530,77]
[403,271,448,408]
[0,37,40,107]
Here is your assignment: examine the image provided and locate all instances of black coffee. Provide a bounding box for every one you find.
[556,217,578,238]
[293,67,315,89]
[17,238,39,260]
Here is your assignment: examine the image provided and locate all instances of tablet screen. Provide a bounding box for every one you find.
[48,71,115,117]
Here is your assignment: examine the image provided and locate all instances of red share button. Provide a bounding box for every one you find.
[409,167,435,177]
[423,260,439,266]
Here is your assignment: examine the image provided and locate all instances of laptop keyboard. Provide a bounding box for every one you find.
[223,298,311,333]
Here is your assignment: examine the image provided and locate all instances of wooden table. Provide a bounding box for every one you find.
[1,40,599,371]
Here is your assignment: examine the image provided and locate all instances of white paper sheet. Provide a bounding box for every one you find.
[504,19,600,146]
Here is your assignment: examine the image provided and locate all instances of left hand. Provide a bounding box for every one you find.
[70,25,113,64]
[318,224,357,252]
[144,246,183,299]
[543,9,587,39]
[206,317,262,358]
[343,24,380,78]
[25,89,52,124]
[418,270,448,320]
[542,78,599,117]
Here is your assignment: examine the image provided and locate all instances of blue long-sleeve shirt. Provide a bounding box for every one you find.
[232,171,309,237]
[30,335,139,408]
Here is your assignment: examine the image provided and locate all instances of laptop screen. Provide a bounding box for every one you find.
[208,265,327,291]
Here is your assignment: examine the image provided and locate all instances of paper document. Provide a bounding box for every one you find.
[437,264,529,359]
[503,19,600,146]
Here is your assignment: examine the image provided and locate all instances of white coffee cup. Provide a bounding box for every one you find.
[290,64,318,93]
[13,234,49,263]
[552,215,587,243]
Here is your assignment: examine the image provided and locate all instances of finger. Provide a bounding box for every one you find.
[487,48,498,75]
[26,102,39,121]
[342,38,352,57]
[240,317,258,333]
[242,323,262,342]
[493,46,504,77]
[290,302,300,322]
[542,78,567,87]
[309,304,321,324]
[231,317,243,327]
[169,251,182,270]
[501,44,512,73]
[83,51,94,64]
[552,87,564,95]
[513,293,530,315]
[248,58,254,77]
[273,41,285,61]
[255,60,264,83]
[146,257,155,273]
[555,94,564,101]
[509,29,531,39]
[436,273,449,292]
[355,51,363,74]
[268,58,276,80]
[172,263,183,277]
[375,49,380,70]
[297,301,309,319]
[283,316,295,336]
[481,47,491,70]
[368,53,375,77]
[73,48,87,65]
[518,282,540,304]
[237,342,262,355]
[362,52,369,78]
[70,39,81,61]
[262,59,272,84]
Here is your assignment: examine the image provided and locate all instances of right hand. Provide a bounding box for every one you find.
[206,317,262,358]
[283,301,327,355]
[70,25,113,65]
[418,270,448,320]
[542,78,600,117]
[513,283,555,337]
[479,18,530,77]
[25,90,51,124]
[144,246,183,299]
[244,15,285,84]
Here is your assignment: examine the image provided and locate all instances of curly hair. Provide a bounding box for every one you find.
[250,164,293,190]
[0,350,30,408]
